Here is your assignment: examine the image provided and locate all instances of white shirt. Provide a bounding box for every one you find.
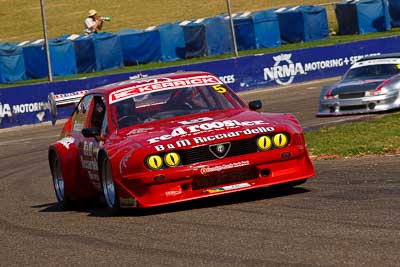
[84,17,96,34]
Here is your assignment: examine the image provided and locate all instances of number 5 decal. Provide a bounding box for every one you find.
[212,84,227,93]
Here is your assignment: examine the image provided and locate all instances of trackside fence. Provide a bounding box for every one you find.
[1,36,400,128]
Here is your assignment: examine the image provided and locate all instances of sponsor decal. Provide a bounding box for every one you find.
[57,137,75,149]
[79,141,100,182]
[12,102,48,114]
[109,75,222,104]
[200,160,250,175]
[264,53,381,86]
[204,182,252,194]
[351,57,400,69]
[154,126,275,152]
[218,75,235,84]
[115,77,174,88]
[178,117,213,125]
[164,152,181,167]
[0,102,12,120]
[128,127,154,135]
[83,141,98,157]
[165,186,183,197]
[148,119,269,144]
[146,155,163,170]
[119,197,138,207]
[256,135,272,151]
[80,157,98,171]
[128,74,149,80]
[0,102,48,118]
[264,54,307,85]
[273,133,288,148]
[53,90,87,100]
[0,101,49,125]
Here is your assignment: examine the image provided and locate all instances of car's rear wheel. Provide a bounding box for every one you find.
[100,157,120,213]
[50,153,72,209]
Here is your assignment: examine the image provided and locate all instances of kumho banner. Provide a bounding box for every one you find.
[1,36,400,128]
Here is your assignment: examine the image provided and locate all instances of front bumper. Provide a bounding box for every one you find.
[317,93,400,116]
[116,145,315,208]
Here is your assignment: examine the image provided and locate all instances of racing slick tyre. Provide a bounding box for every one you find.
[271,179,308,190]
[100,156,120,215]
[50,153,73,210]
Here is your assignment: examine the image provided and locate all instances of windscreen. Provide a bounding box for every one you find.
[345,64,400,80]
[111,85,245,129]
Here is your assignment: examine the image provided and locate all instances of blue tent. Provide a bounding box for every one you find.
[60,34,96,73]
[232,10,280,50]
[275,5,329,43]
[118,29,161,65]
[22,39,77,79]
[92,32,124,71]
[0,42,26,83]
[156,23,185,61]
[335,0,390,35]
[179,16,233,58]
[389,0,400,27]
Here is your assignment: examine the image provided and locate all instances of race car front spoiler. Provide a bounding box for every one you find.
[115,147,315,208]
[317,93,400,116]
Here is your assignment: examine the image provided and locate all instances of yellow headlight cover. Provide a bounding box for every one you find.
[273,133,288,148]
[257,135,272,151]
[146,155,163,170]
[164,152,181,167]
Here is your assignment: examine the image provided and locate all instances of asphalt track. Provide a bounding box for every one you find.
[0,78,399,266]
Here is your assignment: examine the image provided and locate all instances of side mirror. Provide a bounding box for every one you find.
[82,127,100,138]
[248,100,262,111]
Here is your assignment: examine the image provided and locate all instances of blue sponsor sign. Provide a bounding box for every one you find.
[1,36,400,128]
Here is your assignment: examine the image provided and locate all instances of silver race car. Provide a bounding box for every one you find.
[317,54,400,116]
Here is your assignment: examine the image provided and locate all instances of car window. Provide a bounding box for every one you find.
[71,95,93,133]
[346,64,400,79]
[88,95,107,134]
[111,84,245,129]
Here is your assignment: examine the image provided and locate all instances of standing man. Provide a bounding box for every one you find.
[84,9,103,34]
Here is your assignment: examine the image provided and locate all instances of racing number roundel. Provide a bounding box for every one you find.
[257,136,272,151]
[164,152,180,167]
[273,133,288,148]
[147,155,163,170]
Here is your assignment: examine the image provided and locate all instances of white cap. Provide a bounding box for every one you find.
[88,9,97,17]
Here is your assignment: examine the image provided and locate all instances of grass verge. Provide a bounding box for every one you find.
[305,112,400,159]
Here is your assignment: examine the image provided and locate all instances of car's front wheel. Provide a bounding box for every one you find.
[100,156,120,213]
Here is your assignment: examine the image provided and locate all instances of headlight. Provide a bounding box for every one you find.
[273,133,288,148]
[256,135,272,151]
[164,152,181,167]
[323,94,338,100]
[365,87,389,96]
[146,155,163,170]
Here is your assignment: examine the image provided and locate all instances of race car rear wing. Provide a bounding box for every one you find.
[48,90,88,126]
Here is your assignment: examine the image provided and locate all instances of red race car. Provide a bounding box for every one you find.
[48,71,315,212]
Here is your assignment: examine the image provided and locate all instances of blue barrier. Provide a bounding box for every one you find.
[335,0,391,35]
[1,36,400,129]
[275,5,329,43]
